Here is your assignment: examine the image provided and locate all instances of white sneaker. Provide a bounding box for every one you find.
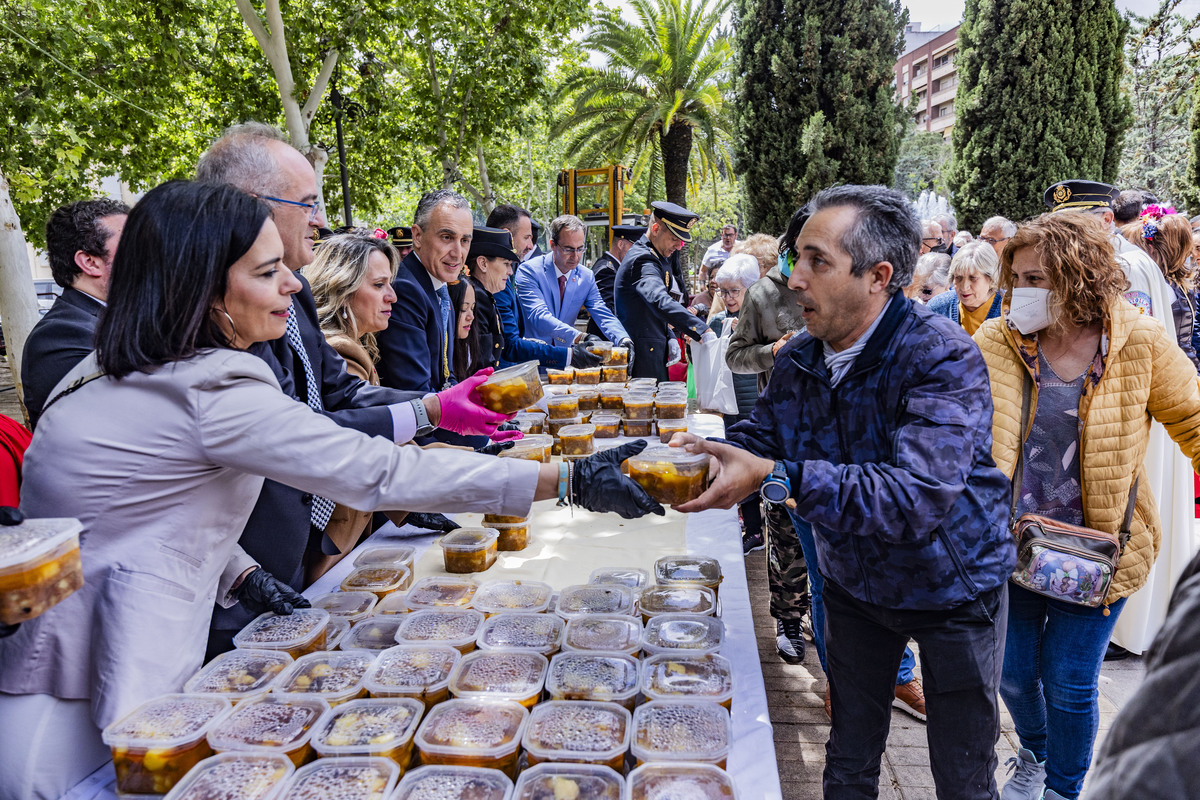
[1000,747,1046,800]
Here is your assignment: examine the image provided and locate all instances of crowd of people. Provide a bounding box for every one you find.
[2,117,1200,800]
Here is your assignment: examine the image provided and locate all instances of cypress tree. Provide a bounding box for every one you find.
[1182,77,1200,212]
[732,0,908,234]
[949,0,1133,231]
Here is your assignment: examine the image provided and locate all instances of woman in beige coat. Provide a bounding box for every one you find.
[975,212,1200,800]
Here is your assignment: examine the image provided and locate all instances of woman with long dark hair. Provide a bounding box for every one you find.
[448,278,484,382]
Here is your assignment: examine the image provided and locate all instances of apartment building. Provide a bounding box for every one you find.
[894,23,960,137]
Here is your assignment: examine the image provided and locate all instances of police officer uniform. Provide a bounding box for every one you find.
[613,202,709,380]
[587,224,645,339]
[464,226,519,370]
[388,226,414,258]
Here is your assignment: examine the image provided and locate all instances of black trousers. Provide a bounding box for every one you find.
[630,337,668,381]
[823,579,1007,800]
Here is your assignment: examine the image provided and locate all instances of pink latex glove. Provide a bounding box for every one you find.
[436,368,512,436]
[491,429,524,443]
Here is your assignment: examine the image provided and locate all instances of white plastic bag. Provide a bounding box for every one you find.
[692,335,739,414]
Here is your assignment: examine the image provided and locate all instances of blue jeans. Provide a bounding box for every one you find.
[1000,584,1127,800]
[788,509,916,683]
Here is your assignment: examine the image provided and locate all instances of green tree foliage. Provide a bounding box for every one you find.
[892,130,952,200]
[949,0,1134,231]
[731,0,907,234]
[1183,79,1200,212]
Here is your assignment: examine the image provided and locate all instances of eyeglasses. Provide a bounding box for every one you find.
[261,195,323,223]
[980,236,1010,246]
[716,287,744,298]
[921,237,944,246]
[555,245,586,255]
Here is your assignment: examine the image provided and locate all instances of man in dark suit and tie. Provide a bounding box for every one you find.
[587,224,644,339]
[21,198,128,429]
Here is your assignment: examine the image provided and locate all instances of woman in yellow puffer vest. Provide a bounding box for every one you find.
[974,212,1200,800]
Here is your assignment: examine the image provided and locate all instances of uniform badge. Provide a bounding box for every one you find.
[1053,185,1070,205]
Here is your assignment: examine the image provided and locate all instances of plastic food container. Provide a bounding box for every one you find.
[483,513,528,526]
[626,378,657,390]
[631,701,731,768]
[652,398,687,420]
[0,516,84,625]
[440,529,499,574]
[472,581,554,616]
[477,361,543,414]
[654,555,723,598]
[282,756,400,800]
[545,394,580,420]
[641,614,724,657]
[656,418,688,443]
[546,415,582,438]
[546,651,640,710]
[598,387,626,411]
[621,419,654,438]
[521,701,631,772]
[562,615,643,657]
[588,567,650,590]
[341,616,407,652]
[207,694,329,767]
[491,522,530,552]
[545,367,574,385]
[448,649,549,708]
[275,650,374,706]
[372,594,409,615]
[476,612,563,655]
[600,366,628,383]
[353,545,416,572]
[659,382,687,393]
[641,653,734,709]
[514,762,623,800]
[570,387,599,409]
[638,586,717,624]
[590,413,621,438]
[234,609,331,659]
[587,340,613,360]
[161,751,294,800]
[311,592,379,623]
[556,584,636,621]
[406,577,479,610]
[363,644,461,707]
[341,565,412,599]
[625,448,709,505]
[513,411,547,435]
[184,649,293,703]
[414,699,529,778]
[393,765,514,800]
[324,617,351,651]
[310,697,424,766]
[103,694,231,797]
[497,437,549,463]
[397,609,485,654]
[622,395,653,421]
[558,423,596,457]
[626,762,737,800]
[526,434,555,462]
[574,366,602,385]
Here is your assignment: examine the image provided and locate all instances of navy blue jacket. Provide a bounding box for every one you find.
[494,278,569,369]
[926,289,1003,326]
[21,287,102,430]
[728,295,1016,610]
[377,251,450,393]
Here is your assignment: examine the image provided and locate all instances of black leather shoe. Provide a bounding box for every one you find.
[1104,642,1131,661]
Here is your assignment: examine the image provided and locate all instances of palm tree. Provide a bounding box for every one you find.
[553,0,733,208]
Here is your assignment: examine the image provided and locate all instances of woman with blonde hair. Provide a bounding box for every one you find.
[927,240,1002,333]
[1120,210,1200,372]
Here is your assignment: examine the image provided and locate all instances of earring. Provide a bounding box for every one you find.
[216,309,238,342]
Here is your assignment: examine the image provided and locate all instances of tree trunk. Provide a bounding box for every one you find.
[660,122,694,207]
[0,166,39,423]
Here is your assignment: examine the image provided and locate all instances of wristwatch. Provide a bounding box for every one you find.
[760,460,791,505]
[411,397,436,437]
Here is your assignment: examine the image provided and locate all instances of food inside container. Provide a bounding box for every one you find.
[340,565,412,598]
[598,387,626,411]
[476,361,543,414]
[654,555,723,597]
[545,394,580,420]
[392,764,514,800]
[622,394,653,421]
[448,649,549,708]
[587,341,613,360]
[233,609,331,659]
[545,651,640,711]
[638,586,717,624]
[641,653,735,709]
[571,388,600,411]
[396,609,485,654]
[0,516,84,625]
[652,397,687,421]
[621,419,654,438]
[496,438,548,463]
[625,447,710,505]
[491,522,530,552]
[414,699,529,779]
[311,591,379,623]
[561,615,643,657]
[513,411,547,435]
[656,418,688,443]
[372,594,409,616]
[324,617,351,651]
[573,366,602,385]
[626,762,736,800]
[587,567,650,590]
[405,577,480,610]
[558,423,595,457]
[206,694,330,767]
[281,756,400,800]
[353,544,416,572]
[341,616,407,652]
[309,697,424,766]
[521,701,631,772]
[555,584,636,620]
[482,513,528,526]
[641,614,725,657]
[600,366,628,383]
[631,700,731,768]
[475,612,563,655]
[184,649,293,703]
[545,415,582,438]
[607,347,629,367]
[162,751,294,800]
[363,644,461,707]
[274,650,374,706]
[472,581,553,616]
[440,528,499,574]
[590,413,620,438]
[102,693,231,797]
[513,762,624,800]
[545,367,574,385]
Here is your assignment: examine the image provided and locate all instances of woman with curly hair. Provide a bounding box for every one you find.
[975,213,1200,800]
[1120,211,1200,372]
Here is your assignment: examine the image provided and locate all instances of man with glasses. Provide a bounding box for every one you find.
[515,215,633,356]
[702,223,739,271]
[979,216,1016,258]
[919,219,947,255]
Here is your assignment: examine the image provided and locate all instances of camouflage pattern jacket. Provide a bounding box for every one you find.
[728,294,1016,610]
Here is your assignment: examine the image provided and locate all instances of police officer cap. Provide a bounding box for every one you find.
[650,201,700,242]
[530,218,543,240]
[387,226,413,248]
[467,226,519,265]
[1043,180,1120,213]
[313,226,335,247]
[612,224,646,243]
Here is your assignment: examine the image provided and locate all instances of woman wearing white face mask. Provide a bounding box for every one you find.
[974,213,1200,800]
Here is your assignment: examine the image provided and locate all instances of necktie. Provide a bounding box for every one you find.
[558,274,568,304]
[436,285,452,385]
[284,304,336,532]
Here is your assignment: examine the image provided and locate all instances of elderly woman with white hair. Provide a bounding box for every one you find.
[927,240,1003,335]
[905,252,952,303]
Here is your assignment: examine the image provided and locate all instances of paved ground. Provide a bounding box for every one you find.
[0,358,23,420]
[746,550,1147,799]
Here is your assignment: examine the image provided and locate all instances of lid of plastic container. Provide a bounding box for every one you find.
[588,567,650,590]
[638,585,717,618]
[414,699,529,758]
[448,649,548,702]
[324,617,351,651]
[546,651,639,702]
[555,584,636,620]
[207,695,329,752]
[589,412,622,424]
[233,609,330,651]
[558,423,596,438]
[498,438,546,458]
[310,697,424,756]
[160,750,295,800]
[631,701,731,763]
[514,410,547,421]
[642,614,724,655]
[102,693,231,749]
[484,360,540,384]
[626,446,709,470]
[353,544,416,571]
[656,418,689,429]
[562,615,643,655]
[513,762,623,800]
[476,612,563,654]
[184,649,293,699]
[0,516,82,571]
[622,392,654,402]
[641,654,734,705]
[522,433,554,447]
[405,577,480,609]
[341,616,407,652]
[654,555,722,587]
[274,650,374,702]
[472,581,554,615]
[373,593,409,615]
[440,528,499,554]
[363,644,461,696]
[574,364,603,373]
[521,701,631,762]
[397,609,485,648]
[282,756,400,800]
[393,765,514,800]
[341,565,411,594]
[311,591,379,621]
[625,762,737,800]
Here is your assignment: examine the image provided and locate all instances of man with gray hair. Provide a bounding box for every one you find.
[934,213,958,254]
[919,218,947,255]
[979,216,1017,259]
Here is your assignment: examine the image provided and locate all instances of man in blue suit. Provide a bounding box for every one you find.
[515,215,633,353]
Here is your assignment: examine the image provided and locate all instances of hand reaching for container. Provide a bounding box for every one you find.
[571,440,665,519]
[435,368,514,437]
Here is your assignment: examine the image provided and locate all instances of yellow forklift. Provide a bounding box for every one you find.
[555,165,643,254]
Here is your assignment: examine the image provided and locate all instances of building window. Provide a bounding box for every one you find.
[938,103,954,117]
[933,52,954,69]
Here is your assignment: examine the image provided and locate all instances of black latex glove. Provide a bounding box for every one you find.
[236,567,311,616]
[404,512,462,533]
[618,338,635,371]
[496,421,521,432]
[572,440,665,519]
[571,343,604,369]
[0,507,22,637]
[476,440,516,457]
